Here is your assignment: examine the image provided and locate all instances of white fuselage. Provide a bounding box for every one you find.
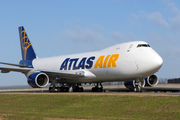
[32,41,163,83]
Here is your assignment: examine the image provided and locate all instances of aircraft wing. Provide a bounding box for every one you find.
[0,67,84,78]
[0,62,27,67]
[0,67,32,73]
[38,69,85,78]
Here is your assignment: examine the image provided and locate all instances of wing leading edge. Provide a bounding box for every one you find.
[0,62,27,67]
[0,66,86,79]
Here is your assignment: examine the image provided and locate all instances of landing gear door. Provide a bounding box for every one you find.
[127,44,133,52]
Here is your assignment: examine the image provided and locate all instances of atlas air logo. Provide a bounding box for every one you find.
[19,27,31,60]
[60,54,119,70]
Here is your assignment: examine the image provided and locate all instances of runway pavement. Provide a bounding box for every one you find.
[0,84,180,95]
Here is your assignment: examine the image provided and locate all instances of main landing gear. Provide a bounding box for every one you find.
[49,81,104,92]
[72,84,84,92]
[49,80,70,92]
[92,83,103,92]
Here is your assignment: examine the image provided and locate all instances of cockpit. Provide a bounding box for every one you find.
[137,44,150,48]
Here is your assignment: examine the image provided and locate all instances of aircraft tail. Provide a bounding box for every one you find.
[18,26,37,60]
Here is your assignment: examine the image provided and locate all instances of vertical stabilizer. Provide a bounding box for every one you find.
[19,26,37,60]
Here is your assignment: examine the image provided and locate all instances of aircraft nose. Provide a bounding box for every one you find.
[153,54,163,70]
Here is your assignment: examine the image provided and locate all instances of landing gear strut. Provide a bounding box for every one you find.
[72,84,84,92]
[92,83,103,92]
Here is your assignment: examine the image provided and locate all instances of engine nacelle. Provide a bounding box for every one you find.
[124,75,159,91]
[27,72,49,88]
[124,80,145,91]
[145,75,158,87]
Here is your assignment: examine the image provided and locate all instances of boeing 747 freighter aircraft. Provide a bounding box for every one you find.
[0,26,163,92]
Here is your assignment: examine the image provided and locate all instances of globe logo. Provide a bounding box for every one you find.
[20,30,31,60]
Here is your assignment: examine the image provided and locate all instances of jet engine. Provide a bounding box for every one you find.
[124,75,158,91]
[124,80,145,91]
[144,75,158,87]
[27,72,49,88]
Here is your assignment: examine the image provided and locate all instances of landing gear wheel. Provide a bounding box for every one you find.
[57,88,60,92]
[92,87,95,92]
[73,86,84,92]
[135,86,142,92]
[60,87,69,92]
[134,79,142,92]
[80,87,84,92]
[92,87,103,92]
[92,83,103,92]
[49,87,55,92]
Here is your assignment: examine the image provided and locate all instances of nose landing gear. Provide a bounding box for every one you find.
[134,78,143,92]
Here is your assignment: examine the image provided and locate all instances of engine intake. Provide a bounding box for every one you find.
[145,75,158,87]
[28,72,49,88]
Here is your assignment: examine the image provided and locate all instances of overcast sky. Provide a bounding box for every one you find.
[0,0,180,86]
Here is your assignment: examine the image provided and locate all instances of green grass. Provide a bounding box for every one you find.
[0,93,180,120]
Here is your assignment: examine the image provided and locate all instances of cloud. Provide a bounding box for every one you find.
[148,32,180,59]
[57,27,140,54]
[168,3,180,14]
[130,13,141,25]
[146,12,169,28]
[57,26,112,53]
[169,15,180,30]
[162,0,180,15]
[131,12,168,29]
[161,0,180,30]
[134,1,180,30]
[61,28,105,43]
[133,10,180,30]
[111,31,124,40]
[132,11,169,29]
[91,23,105,33]
[111,31,141,43]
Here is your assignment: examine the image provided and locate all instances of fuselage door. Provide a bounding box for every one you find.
[127,44,133,52]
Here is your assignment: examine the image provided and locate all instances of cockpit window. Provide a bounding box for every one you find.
[137,44,150,48]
